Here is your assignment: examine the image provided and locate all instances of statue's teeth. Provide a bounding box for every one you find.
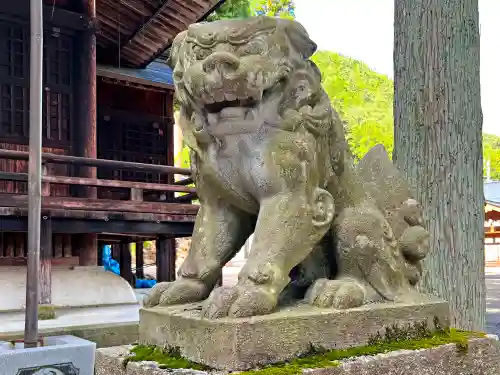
[213,91,225,102]
[207,113,219,127]
[225,92,238,101]
[245,109,255,120]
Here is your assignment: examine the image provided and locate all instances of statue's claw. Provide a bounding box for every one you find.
[143,279,208,307]
[306,278,367,309]
[201,284,278,319]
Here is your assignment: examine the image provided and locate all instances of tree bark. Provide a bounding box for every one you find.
[393,0,485,330]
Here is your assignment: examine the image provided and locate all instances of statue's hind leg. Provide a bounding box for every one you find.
[201,187,335,318]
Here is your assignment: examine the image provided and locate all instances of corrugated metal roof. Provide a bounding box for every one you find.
[97,60,174,89]
[96,0,226,68]
[485,181,500,205]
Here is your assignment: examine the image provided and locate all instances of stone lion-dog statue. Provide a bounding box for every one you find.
[145,16,430,319]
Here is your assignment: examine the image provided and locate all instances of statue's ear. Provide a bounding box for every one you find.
[167,30,188,69]
[282,19,317,59]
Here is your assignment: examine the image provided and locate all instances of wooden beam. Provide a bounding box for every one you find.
[486,210,500,222]
[0,194,199,215]
[96,65,174,91]
[39,218,52,305]
[173,178,194,186]
[119,0,173,54]
[0,207,197,225]
[0,1,88,31]
[0,172,196,193]
[485,232,500,239]
[173,192,198,203]
[0,150,191,176]
[135,242,144,279]
[0,216,195,236]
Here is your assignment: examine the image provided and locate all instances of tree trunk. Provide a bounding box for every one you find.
[393,0,485,330]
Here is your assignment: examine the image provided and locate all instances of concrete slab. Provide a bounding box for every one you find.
[0,305,140,348]
[0,266,137,312]
[139,299,450,371]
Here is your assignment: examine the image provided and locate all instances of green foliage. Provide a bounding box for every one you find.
[484,133,500,180]
[206,0,251,21]
[206,0,295,21]
[250,0,295,19]
[312,50,394,161]
[174,143,191,169]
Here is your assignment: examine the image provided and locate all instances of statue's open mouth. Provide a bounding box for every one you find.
[205,98,258,114]
[202,86,276,121]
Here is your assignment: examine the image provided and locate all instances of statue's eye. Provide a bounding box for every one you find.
[173,68,183,82]
[193,47,210,60]
[242,39,267,55]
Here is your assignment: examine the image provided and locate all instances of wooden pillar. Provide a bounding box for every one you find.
[167,99,175,202]
[135,242,144,279]
[77,234,98,266]
[39,217,52,305]
[119,242,134,286]
[97,243,104,266]
[80,0,97,185]
[156,236,176,282]
[111,244,120,260]
[74,0,98,266]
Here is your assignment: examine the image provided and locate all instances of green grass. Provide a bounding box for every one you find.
[126,319,485,375]
[37,304,56,320]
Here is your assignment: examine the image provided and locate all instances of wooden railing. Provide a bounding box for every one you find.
[0,149,198,218]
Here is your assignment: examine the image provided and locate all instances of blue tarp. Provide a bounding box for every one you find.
[101,245,157,289]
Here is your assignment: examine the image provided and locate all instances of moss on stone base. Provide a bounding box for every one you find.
[238,328,483,375]
[38,305,56,320]
[127,321,485,375]
[125,345,209,371]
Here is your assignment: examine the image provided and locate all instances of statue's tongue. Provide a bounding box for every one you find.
[220,107,247,119]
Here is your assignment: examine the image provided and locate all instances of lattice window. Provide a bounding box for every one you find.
[0,20,73,144]
[43,30,73,143]
[98,113,168,183]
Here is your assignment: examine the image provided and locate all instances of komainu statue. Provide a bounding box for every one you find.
[145,16,430,318]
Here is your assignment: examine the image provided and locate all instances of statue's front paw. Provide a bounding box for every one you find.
[201,285,278,319]
[306,278,367,309]
[143,279,208,307]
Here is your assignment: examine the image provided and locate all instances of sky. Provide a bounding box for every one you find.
[294,0,500,136]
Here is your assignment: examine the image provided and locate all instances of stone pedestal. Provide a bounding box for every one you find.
[0,335,96,375]
[139,299,450,371]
